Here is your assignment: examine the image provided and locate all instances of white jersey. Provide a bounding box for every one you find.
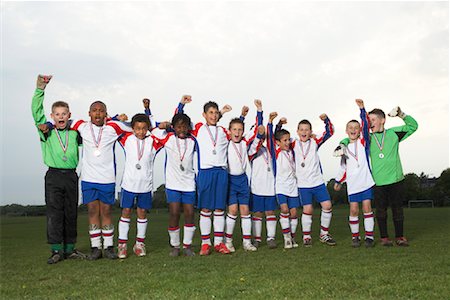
[250,143,275,196]
[72,119,131,184]
[118,132,163,193]
[274,149,298,197]
[335,139,375,195]
[228,132,261,176]
[191,123,229,170]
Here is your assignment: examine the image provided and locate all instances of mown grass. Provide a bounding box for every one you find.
[1,207,449,299]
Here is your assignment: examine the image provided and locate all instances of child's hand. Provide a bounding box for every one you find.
[181,95,192,104]
[241,106,249,117]
[333,182,341,191]
[117,114,128,122]
[143,98,150,109]
[319,113,328,121]
[279,117,287,125]
[311,133,317,139]
[38,123,50,133]
[254,99,262,111]
[158,121,171,130]
[257,125,265,135]
[355,99,364,108]
[220,104,232,114]
[269,112,278,123]
[37,74,52,90]
[388,106,406,119]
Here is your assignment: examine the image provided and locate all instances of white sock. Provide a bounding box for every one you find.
[225,214,237,243]
[266,215,277,240]
[213,211,225,246]
[118,217,130,244]
[290,217,298,238]
[302,213,313,240]
[252,216,263,242]
[241,214,252,242]
[102,225,114,249]
[320,209,332,236]
[349,216,359,238]
[136,218,147,244]
[168,226,180,248]
[364,212,375,240]
[279,213,291,239]
[200,211,212,245]
[89,227,102,249]
[183,223,196,248]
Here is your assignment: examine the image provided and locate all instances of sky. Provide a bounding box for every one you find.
[1,1,449,205]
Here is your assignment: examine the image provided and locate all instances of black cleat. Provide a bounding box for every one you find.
[320,234,337,246]
[267,239,277,249]
[104,246,118,259]
[88,247,103,260]
[47,250,64,264]
[183,247,195,257]
[365,238,375,248]
[351,237,361,248]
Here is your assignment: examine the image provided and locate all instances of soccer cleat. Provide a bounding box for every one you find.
[320,234,337,246]
[291,237,299,248]
[118,243,127,259]
[252,240,261,249]
[65,249,87,260]
[284,237,293,249]
[267,239,277,249]
[365,238,375,248]
[47,250,64,264]
[133,243,147,257]
[104,246,118,259]
[380,238,393,247]
[243,242,257,252]
[169,247,180,257]
[351,237,361,248]
[395,237,409,247]
[87,247,102,260]
[303,238,313,247]
[225,241,236,253]
[183,247,195,257]
[214,243,231,254]
[199,244,212,256]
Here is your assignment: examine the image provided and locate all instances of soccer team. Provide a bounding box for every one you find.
[31,75,418,264]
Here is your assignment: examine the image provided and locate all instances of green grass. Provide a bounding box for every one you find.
[1,207,450,299]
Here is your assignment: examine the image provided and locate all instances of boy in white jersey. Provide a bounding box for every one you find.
[293,114,336,247]
[269,115,300,249]
[334,99,375,248]
[177,99,232,255]
[225,100,264,252]
[116,114,165,258]
[250,110,278,249]
[70,101,131,260]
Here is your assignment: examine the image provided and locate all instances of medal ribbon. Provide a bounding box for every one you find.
[89,122,104,148]
[372,130,386,152]
[282,150,296,173]
[136,138,145,162]
[300,140,311,161]
[262,147,271,169]
[205,125,218,150]
[54,128,69,154]
[232,141,245,168]
[346,142,358,164]
[175,136,187,163]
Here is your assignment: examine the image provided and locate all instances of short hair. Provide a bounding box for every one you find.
[203,101,219,113]
[275,128,290,141]
[229,118,245,130]
[52,101,69,111]
[131,113,151,129]
[297,119,312,130]
[89,101,107,111]
[368,108,385,119]
[172,113,192,130]
[346,119,360,127]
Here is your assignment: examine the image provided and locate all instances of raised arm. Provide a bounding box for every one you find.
[356,99,370,148]
[388,106,418,142]
[315,113,334,148]
[248,125,265,159]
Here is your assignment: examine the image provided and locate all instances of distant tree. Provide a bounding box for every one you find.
[431,168,450,206]
[404,173,420,202]
[153,184,168,208]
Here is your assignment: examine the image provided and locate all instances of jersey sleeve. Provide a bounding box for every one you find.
[118,132,133,147]
[31,89,48,141]
[360,107,370,148]
[390,115,418,142]
[315,117,334,148]
[106,120,133,136]
[335,163,347,184]
[247,134,264,159]
[267,122,277,173]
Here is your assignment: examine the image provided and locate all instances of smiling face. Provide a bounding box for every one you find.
[346,121,361,142]
[89,102,107,126]
[229,122,244,143]
[276,133,291,150]
[202,107,219,126]
[369,113,385,133]
[297,123,312,142]
[133,121,149,140]
[51,106,71,130]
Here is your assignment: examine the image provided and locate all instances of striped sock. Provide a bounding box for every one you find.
[168,226,180,248]
[241,214,252,242]
[252,217,263,242]
[183,223,196,248]
[349,216,359,238]
[320,209,332,236]
[102,225,114,249]
[213,211,225,246]
[136,218,147,244]
[279,213,291,239]
[89,226,102,249]
[266,215,277,240]
[118,217,130,244]
[364,212,375,240]
[225,214,237,243]
[302,213,312,240]
[290,217,298,238]
[200,211,212,245]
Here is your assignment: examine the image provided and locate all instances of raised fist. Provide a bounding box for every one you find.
[143,98,150,109]
[241,106,249,117]
[181,95,192,104]
[221,104,232,114]
[355,99,364,109]
[254,99,262,111]
[117,114,128,122]
[37,75,52,90]
[279,117,287,125]
[319,113,328,121]
[269,112,278,122]
[388,106,406,119]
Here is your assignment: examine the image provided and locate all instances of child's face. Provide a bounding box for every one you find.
[174,121,189,139]
[297,124,312,142]
[276,133,291,151]
[346,122,361,141]
[202,107,219,126]
[89,103,107,126]
[51,106,71,130]
[369,113,385,132]
[230,123,244,143]
[133,121,149,140]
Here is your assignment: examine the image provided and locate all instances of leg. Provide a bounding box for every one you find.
[349,202,360,247]
[63,172,79,253]
[362,200,375,245]
[374,185,390,241]
[134,208,148,256]
[182,203,196,253]
[117,208,131,259]
[168,202,182,249]
[225,204,238,248]
[252,211,263,245]
[87,201,101,249]
[301,204,313,244]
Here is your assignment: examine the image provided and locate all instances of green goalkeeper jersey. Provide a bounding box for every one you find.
[340,115,418,186]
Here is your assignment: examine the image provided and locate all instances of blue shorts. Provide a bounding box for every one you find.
[166,189,196,205]
[120,188,152,209]
[197,167,228,210]
[228,174,250,206]
[250,194,277,213]
[298,184,330,206]
[81,181,115,205]
[277,194,300,209]
[348,187,373,203]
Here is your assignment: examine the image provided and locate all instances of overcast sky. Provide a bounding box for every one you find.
[1,1,448,205]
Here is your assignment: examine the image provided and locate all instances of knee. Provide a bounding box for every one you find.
[121,208,132,219]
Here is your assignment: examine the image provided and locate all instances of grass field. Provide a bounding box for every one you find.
[1,207,449,299]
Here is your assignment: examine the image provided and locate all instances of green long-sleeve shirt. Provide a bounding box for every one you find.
[340,115,418,186]
[31,88,80,169]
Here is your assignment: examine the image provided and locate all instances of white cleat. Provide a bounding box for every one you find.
[225,241,236,253]
[243,242,257,252]
[284,237,293,249]
[292,238,299,248]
